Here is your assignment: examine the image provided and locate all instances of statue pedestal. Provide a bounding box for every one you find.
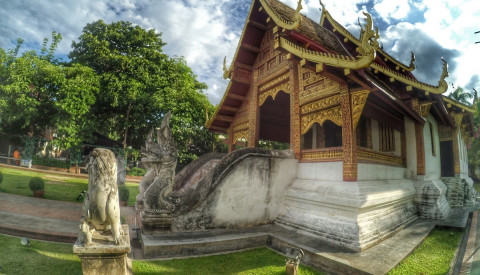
[73,225,132,275]
[141,211,172,234]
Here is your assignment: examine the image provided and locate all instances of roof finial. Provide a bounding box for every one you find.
[409,51,416,70]
[319,0,325,12]
[438,58,449,92]
[223,56,232,79]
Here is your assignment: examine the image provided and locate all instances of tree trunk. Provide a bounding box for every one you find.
[123,103,132,148]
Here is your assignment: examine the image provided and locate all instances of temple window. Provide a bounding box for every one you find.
[356,115,371,148]
[301,120,342,150]
[379,123,395,152]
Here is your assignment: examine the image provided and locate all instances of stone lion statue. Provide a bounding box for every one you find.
[76,148,123,246]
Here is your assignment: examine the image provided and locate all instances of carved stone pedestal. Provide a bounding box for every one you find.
[286,260,299,275]
[141,211,172,234]
[73,225,132,275]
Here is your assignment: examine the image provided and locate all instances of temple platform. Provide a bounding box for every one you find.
[140,220,441,275]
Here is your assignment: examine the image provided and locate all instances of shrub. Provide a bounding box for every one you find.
[0,170,3,184]
[33,156,70,169]
[29,177,45,191]
[127,167,146,176]
[118,185,130,202]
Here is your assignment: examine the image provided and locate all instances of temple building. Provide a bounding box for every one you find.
[206,0,476,251]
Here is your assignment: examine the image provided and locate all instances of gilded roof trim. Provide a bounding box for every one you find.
[275,11,378,69]
[260,0,303,30]
[369,58,449,95]
[442,96,475,113]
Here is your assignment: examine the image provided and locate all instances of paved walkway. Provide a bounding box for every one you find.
[0,192,138,244]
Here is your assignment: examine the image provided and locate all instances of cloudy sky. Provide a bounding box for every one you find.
[0,0,479,105]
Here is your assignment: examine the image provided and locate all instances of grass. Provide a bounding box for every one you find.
[387,228,462,275]
[0,166,139,206]
[134,248,323,275]
[0,234,322,275]
[0,234,82,275]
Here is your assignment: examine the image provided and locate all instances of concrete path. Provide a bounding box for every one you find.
[0,192,138,244]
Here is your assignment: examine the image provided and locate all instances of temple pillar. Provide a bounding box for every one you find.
[290,62,301,159]
[248,69,260,147]
[341,92,357,181]
[411,99,425,175]
[227,126,235,152]
[452,128,461,175]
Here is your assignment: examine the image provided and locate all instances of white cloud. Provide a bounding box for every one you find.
[374,0,410,23]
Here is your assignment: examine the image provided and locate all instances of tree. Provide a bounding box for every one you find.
[69,20,216,165]
[448,87,474,105]
[0,33,99,149]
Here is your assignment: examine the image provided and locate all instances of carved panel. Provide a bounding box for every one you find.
[454,113,464,127]
[301,148,343,161]
[351,90,370,129]
[234,68,252,82]
[419,102,433,118]
[258,73,291,106]
[233,122,249,132]
[300,106,342,134]
[300,95,341,115]
[357,148,404,166]
[299,68,343,105]
[233,129,249,143]
[438,125,453,141]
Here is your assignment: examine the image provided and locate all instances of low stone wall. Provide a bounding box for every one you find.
[275,178,418,252]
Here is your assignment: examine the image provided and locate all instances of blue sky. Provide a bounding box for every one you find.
[0,0,478,104]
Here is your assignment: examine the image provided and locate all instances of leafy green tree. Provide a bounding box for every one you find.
[0,33,99,149]
[448,87,473,105]
[69,20,216,165]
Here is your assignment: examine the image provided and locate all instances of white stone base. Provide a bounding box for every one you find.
[413,180,451,220]
[275,179,418,252]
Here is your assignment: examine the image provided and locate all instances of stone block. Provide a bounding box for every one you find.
[73,225,131,275]
[413,179,451,220]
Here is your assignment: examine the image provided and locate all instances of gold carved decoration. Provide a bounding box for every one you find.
[259,0,302,30]
[419,102,433,118]
[233,122,249,132]
[259,73,289,92]
[233,129,249,143]
[299,68,343,105]
[302,148,343,161]
[258,74,291,106]
[351,90,370,129]
[454,113,464,127]
[300,106,342,134]
[300,94,341,114]
[357,148,403,166]
[443,96,475,113]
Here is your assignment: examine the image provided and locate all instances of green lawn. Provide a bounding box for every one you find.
[0,234,322,275]
[387,228,462,275]
[0,166,139,206]
[0,234,82,275]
